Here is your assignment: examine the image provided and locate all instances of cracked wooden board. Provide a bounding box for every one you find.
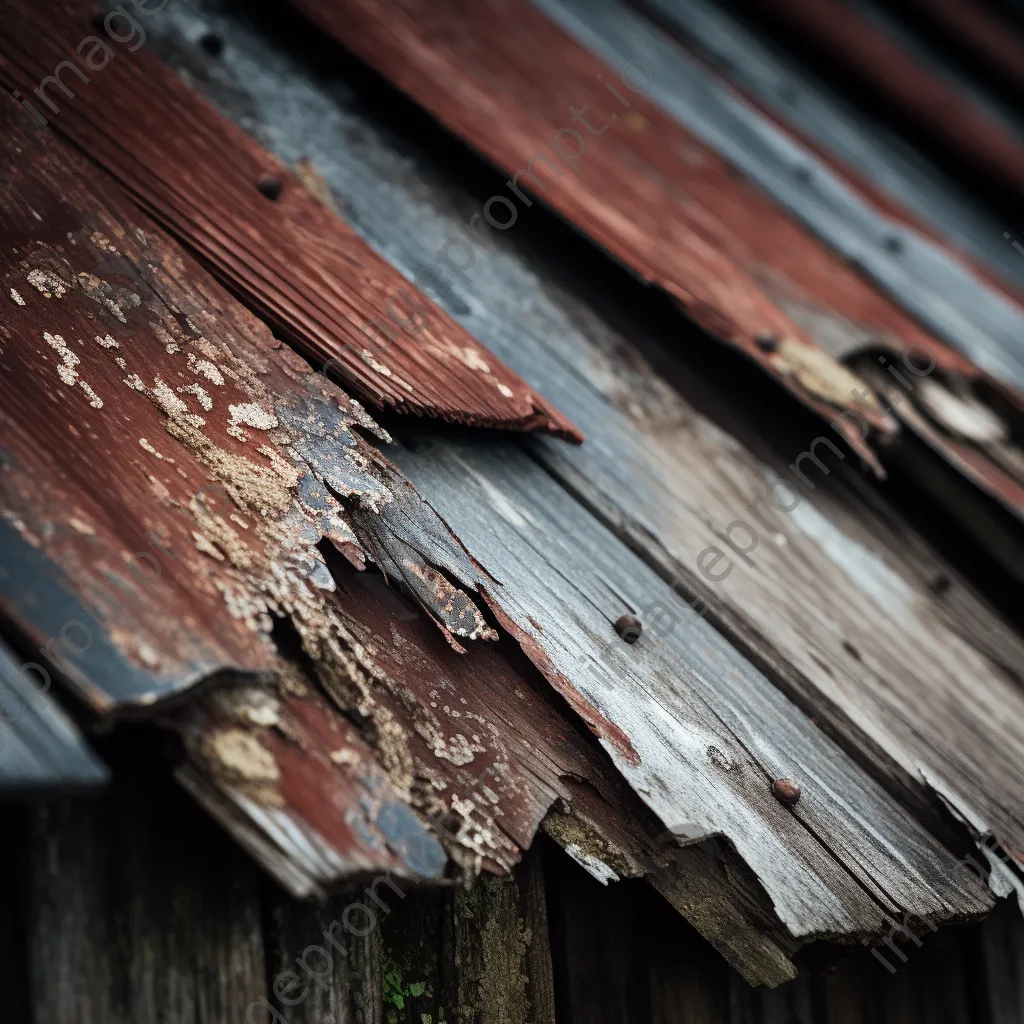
[0,87,490,888]
[0,88,508,713]
[138,5,1024,953]
[0,0,580,441]
[370,434,993,945]
[308,552,802,984]
[0,638,109,793]
[174,671,448,899]
[0,90,798,979]
[277,0,901,470]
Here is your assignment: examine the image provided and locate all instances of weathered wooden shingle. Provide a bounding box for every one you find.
[135,0,1024,953]
[0,0,580,440]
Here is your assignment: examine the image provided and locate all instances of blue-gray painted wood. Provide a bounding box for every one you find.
[632,0,1024,295]
[0,639,108,792]
[136,0,1024,947]
[534,0,1024,392]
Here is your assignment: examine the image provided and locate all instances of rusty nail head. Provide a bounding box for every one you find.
[755,332,779,353]
[614,614,642,644]
[772,778,801,806]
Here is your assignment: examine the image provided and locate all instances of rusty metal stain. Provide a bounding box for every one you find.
[0,0,582,442]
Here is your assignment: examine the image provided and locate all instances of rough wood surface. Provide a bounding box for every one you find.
[26,741,268,1024]
[0,87,499,712]
[378,434,993,944]
[0,83,800,982]
[136,1,1024,960]
[0,0,580,440]
[0,638,108,792]
[535,0,1024,523]
[378,845,556,1024]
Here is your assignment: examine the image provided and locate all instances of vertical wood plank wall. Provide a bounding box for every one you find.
[3,745,1023,1023]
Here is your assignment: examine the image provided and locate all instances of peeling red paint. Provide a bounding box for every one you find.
[0,0,582,441]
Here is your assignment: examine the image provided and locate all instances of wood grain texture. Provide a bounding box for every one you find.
[0,638,109,792]
[0,87,499,712]
[535,0,1024,525]
[377,434,993,944]
[0,87,798,980]
[742,0,1024,202]
[280,0,904,470]
[138,5,1021,960]
[27,743,268,1024]
[175,670,448,899]
[0,0,580,440]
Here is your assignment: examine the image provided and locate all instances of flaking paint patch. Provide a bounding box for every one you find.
[180,382,213,411]
[188,353,226,385]
[43,331,103,407]
[9,288,25,305]
[204,727,284,805]
[94,333,118,349]
[229,402,279,431]
[26,268,66,298]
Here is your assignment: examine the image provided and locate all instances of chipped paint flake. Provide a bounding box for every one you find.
[229,402,279,431]
[27,268,67,298]
[180,382,213,411]
[43,331,102,406]
[9,288,24,305]
[94,333,118,349]
[188,352,226,385]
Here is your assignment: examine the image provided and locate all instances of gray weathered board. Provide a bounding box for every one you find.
[634,0,1024,295]
[0,639,108,792]
[535,0,1024,392]
[142,0,1020,948]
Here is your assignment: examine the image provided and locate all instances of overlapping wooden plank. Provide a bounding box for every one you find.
[738,0,1024,202]
[631,0,1024,295]
[0,0,580,440]
[0,85,801,981]
[275,0,908,472]
[174,668,448,899]
[0,639,108,793]
[533,0,1024,518]
[364,434,993,943]
[0,86,502,710]
[143,0,1021,952]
